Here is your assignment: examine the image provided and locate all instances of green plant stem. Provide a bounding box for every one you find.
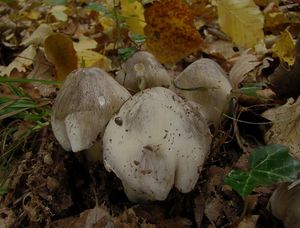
[241,197,249,219]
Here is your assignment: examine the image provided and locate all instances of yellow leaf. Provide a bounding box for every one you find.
[73,35,97,52]
[120,0,146,35]
[98,16,115,34]
[272,29,296,66]
[77,50,112,71]
[217,0,264,48]
[144,0,202,64]
[44,33,78,81]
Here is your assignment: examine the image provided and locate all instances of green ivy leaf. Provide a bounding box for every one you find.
[225,144,300,197]
[118,47,138,61]
[224,170,257,197]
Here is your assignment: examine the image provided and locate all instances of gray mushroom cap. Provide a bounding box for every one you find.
[269,180,300,228]
[172,58,232,128]
[115,51,171,92]
[103,87,212,202]
[51,67,131,152]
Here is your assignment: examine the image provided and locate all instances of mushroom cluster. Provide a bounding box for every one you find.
[51,52,232,202]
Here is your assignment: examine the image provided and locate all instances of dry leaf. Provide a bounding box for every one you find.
[237,215,259,228]
[21,24,53,47]
[120,0,146,35]
[77,50,111,71]
[144,0,202,64]
[27,48,56,97]
[0,44,36,76]
[50,5,68,22]
[50,205,114,228]
[73,35,98,52]
[272,29,296,66]
[203,39,238,60]
[44,33,78,81]
[229,50,261,88]
[262,98,300,161]
[217,0,264,48]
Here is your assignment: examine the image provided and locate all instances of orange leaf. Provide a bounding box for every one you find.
[44,33,78,81]
[144,0,202,64]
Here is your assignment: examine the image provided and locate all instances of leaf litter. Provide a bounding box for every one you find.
[0,0,300,227]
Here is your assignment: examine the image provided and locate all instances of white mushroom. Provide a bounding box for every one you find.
[103,87,212,202]
[172,58,232,128]
[115,51,171,92]
[269,180,300,228]
[51,67,131,154]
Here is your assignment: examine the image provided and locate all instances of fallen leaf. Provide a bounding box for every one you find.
[237,215,259,228]
[77,50,111,71]
[50,5,68,22]
[264,9,300,31]
[44,33,78,81]
[0,44,36,76]
[21,24,53,47]
[144,0,202,64]
[262,98,300,161]
[217,0,264,48]
[271,29,296,66]
[229,50,261,89]
[268,35,300,98]
[203,39,239,60]
[26,48,56,97]
[50,205,114,228]
[73,35,98,52]
[120,0,146,35]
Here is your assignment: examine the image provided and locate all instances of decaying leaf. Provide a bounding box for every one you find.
[229,50,261,88]
[50,205,114,227]
[120,0,146,35]
[272,29,296,66]
[0,44,36,76]
[262,98,300,161]
[44,33,78,81]
[27,48,56,97]
[144,0,202,64]
[217,0,264,48]
[237,215,259,228]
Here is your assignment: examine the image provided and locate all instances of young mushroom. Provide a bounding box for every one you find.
[172,58,232,128]
[103,87,212,202]
[115,51,171,92]
[268,180,300,228]
[51,67,131,159]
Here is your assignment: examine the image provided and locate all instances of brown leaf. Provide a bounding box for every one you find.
[144,0,202,64]
[44,33,78,81]
[50,205,113,228]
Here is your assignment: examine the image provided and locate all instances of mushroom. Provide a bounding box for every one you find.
[51,67,131,157]
[268,180,300,228]
[172,58,232,128]
[115,51,171,92]
[103,87,212,202]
